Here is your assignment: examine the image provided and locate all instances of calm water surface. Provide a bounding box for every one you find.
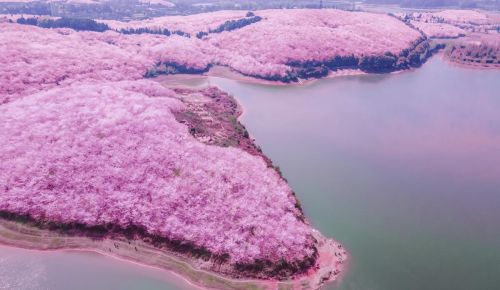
[210,57,500,290]
[0,245,196,290]
[1,57,499,290]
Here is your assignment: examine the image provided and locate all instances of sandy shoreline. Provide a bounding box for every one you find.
[206,66,368,87]
[154,65,368,88]
[0,219,347,290]
[155,62,448,90]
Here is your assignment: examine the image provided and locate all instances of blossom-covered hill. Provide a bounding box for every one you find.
[0,24,146,102]
[206,9,424,78]
[400,9,491,26]
[410,20,467,39]
[399,9,498,38]
[2,8,436,92]
[429,10,490,25]
[0,80,316,275]
[109,9,430,80]
[100,10,248,35]
[0,15,332,278]
[0,23,212,103]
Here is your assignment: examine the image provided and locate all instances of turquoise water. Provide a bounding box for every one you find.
[1,57,499,290]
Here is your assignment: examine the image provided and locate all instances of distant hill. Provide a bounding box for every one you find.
[0,0,498,20]
[364,0,499,9]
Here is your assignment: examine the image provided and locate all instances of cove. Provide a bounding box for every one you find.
[1,56,499,290]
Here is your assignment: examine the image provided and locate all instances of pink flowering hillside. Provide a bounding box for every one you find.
[0,19,319,276]
[405,10,490,26]
[3,9,436,85]
[205,9,423,77]
[410,21,467,39]
[100,10,248,35]
[431,10,490,25]
[0,23,146,102]
[401,10,497,33]
[0,23,212,103]
[100,9,430,80]
[0,80,314,268]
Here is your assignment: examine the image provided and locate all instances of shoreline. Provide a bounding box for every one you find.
[0,218,347,290]
[206,66,368,87]
[155,65,369,88]
[156,60,434,90]
[152,33,443,86]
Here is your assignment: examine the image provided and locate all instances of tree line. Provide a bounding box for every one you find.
[15,12,262,39]
[17,17,110,32]
[16,16,192,37]
[196,14,262,39]
[119,27,190,38]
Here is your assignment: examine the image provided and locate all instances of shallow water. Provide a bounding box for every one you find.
[1,57,499,290]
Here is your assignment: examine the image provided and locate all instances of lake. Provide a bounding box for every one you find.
[1,56,499,290]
